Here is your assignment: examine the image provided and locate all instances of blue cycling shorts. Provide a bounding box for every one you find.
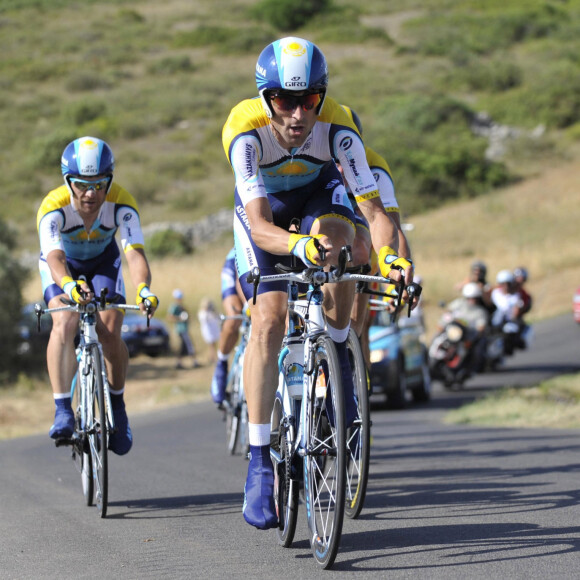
[39,240,126,305]
[234,163,356,300]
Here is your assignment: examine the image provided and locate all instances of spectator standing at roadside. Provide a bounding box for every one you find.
[167,289,200,370]
[198,297,221,364]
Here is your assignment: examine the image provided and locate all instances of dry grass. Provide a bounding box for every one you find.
[445,375,580,429]
[407,157,580,335]
[10,157,580,439]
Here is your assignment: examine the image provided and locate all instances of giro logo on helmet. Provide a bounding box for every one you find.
[284,81,307,88]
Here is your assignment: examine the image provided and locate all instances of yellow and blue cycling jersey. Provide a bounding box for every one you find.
[222,96,379,206]
[366,146,399,213]
[37,182,145,261]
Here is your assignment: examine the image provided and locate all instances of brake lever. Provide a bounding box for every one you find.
[314,238,326,263]
[143,300,152,327]
[246,267,261,305]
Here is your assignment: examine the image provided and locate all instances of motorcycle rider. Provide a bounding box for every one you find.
[438,282,489,373]
[491,269,531,353]
[455,260,493,312]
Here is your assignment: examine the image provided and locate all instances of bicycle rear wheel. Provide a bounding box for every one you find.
[86,344,108,518]
[345,329,371,519]
[305,335,346,569]
[271,393,299,547]
[225,364,242,455]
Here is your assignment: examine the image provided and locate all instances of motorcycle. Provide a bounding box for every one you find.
[485,315,533,370]
[428,313,484,389]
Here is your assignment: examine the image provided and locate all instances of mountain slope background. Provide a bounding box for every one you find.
[2,0,579,338]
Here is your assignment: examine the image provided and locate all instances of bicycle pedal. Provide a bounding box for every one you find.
[54,437,73,447]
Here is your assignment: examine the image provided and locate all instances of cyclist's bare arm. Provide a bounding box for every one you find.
[125,247,158,315]
[388,211,412,261]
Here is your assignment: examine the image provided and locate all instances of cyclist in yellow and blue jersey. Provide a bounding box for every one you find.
[37,136,159,455]
[210,247,246,406]
[338,105,412,356]
[222,36,415,530]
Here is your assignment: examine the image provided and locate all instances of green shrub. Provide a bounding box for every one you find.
[148,55,196,75]
[63,100,107,126]
[370,94,511,213]
[29,128,79,171]
[146,229,192,257]
[0,219,28,380]
[250,0,331,32]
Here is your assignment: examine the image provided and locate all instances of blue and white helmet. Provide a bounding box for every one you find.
[61,136,114,179]
[256,37,328,118]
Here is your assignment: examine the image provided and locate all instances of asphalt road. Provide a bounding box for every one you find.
[1,314,579,579]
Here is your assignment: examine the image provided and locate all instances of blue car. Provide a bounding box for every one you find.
[121,311,170,358]
[368,309,431,408]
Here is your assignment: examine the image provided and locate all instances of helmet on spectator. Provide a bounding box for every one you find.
[61,136,114,196]
[462,282,483,299]
[513,267,528,282]
[496,269,514,284]
[341,104,363,136]
[256,37,328,118]
[471,260,487,275]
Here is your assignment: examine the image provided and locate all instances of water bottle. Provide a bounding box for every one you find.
[285,339,303,399]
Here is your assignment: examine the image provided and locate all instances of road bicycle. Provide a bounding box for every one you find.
[248,245,415,569]
[221,307,251,456]
[35,288,150,518]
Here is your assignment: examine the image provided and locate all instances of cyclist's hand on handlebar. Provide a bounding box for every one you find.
[378,246,414,284]
[288,233,327,267]
[61,276,92,304]
[136,283,159,316]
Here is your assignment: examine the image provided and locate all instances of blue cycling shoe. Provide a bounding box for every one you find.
[211,359,228,405]
[243,445,278,530]
[108,401,133,456]
[49,407,75,439]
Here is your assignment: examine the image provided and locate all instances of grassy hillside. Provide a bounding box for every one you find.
[5,0,580,333]
[2,0,580,251]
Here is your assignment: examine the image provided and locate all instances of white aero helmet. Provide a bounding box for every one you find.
[462,282,483,299]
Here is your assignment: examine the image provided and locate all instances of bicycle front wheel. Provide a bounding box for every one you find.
[72,370,93,506]
[86,344,108,518]
[345,329,371,519]
[305,335,346,569]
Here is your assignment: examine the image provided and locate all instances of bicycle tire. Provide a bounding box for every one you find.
[73,369,94,506]
[225,362,242,455]
[345,329,371,519]
[86,344,108,518]
[304,335,346,569]
[271,393,299,547]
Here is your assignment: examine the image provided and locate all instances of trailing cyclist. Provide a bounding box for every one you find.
[222,36,415,530]
[37,136,159,455]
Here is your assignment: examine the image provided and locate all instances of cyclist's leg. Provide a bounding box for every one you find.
[242,289,287,529]
[350,221,372,337]
[97,308,132,455]
[211,273,243,405]
[42,272,78,439]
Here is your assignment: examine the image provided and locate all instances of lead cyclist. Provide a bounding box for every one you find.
[222,36,416,530]
[37,136,159,456]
